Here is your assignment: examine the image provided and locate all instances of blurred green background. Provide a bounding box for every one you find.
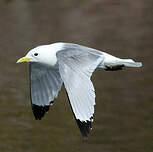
[0,0,152,152]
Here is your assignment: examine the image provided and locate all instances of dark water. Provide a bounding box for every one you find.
[0,0,152,151]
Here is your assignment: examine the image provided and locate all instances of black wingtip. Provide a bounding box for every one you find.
[65,91,94,137]
[32,104,50,120]
[76,119,92,137]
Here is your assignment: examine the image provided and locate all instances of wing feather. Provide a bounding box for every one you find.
[29,63,63,120]
[57,44,104,136]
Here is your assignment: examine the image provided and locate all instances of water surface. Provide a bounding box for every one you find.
[0,0,152,152]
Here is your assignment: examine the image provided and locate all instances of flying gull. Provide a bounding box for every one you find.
[17,42,142,137]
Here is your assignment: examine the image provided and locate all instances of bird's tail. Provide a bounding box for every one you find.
[120,59,142,67]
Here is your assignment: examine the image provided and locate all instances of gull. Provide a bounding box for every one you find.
[17,42,142,137]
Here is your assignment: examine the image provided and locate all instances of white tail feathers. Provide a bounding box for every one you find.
[121,59,142,67]
[99,52,142,69]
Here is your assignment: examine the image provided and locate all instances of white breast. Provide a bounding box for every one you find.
[49,43,65,67]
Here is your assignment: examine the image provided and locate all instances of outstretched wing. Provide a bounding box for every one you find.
[57,44,104,137]
[29,63,63,120]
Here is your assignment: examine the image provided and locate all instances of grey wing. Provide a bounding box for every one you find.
[29,63,63,120]
[57,44,104,136]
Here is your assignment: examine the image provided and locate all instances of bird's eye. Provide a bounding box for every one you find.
[34,53,38,56]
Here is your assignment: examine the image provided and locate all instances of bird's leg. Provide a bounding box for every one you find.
[105,65,124,71]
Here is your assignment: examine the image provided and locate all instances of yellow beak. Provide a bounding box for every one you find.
[16,57,31,63]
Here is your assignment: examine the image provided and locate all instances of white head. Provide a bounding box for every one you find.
[17,43,64,66]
